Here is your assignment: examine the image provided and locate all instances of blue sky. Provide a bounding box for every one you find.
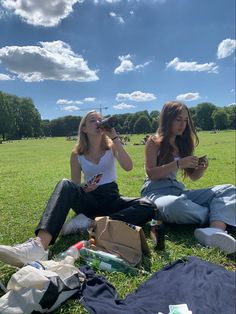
[0,0,235,120]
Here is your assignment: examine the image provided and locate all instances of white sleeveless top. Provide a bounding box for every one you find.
[78,149,117,185]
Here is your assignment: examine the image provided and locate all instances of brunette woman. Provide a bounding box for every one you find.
[141,101,236,254]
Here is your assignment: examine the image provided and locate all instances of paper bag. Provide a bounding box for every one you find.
[89,216,149,266]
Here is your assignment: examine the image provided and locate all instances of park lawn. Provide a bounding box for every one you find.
[0,131,235,313]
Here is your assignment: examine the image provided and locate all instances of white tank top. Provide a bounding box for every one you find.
[78,149,117,185]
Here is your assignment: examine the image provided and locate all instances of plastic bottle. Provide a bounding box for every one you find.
[150,210,165,251]
[79,247,148,275]
[97,116,118,130]
[54,239,94,261]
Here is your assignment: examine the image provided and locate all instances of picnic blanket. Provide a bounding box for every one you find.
[80,256,236,314]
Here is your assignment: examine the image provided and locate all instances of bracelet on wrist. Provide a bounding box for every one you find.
[176,159,180,169]
[112,136,119,141]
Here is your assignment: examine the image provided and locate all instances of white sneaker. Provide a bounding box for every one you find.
[194,227,236,254]
[0,238,48,268]
[61,213,92,236]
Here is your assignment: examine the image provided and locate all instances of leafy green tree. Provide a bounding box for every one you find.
[196,103,216,130]
[149,110,159,132]
[225,104,236,129]
[63,116,81,136]
[212,109,229,130]
[149,110,160,120]
[13,97,40,138]
[133,115,152,134]
[0,92,15,140]
[151,119,158,133]
[41,120,52,136]
[123,116,133,133]
[116,123,123,134]
[189,107,198,128]
[129,111,150,133]
[50,118,66,137]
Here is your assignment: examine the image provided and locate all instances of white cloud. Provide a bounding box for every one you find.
[114,55,151,74]
[0,40,99,82]
[61,105,80,112]
[116,91,156,102]
[94,0,121,3]
[230,89,235,93]
[166,57,218,73]
[109,12,125,24]
[0,8,5,18]
[0,73,15,80]
[217,39,236,59]
[113,103,136,110]
[94,0,165,3]
[176,92,200,101]
[83,97,96,102]
[57,99,83,105]
[226,102,236,107]
[1,0,84,27]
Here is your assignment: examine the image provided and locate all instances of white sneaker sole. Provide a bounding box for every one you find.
[194,229,236,254]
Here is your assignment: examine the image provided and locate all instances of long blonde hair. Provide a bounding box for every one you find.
[73,110,111,155]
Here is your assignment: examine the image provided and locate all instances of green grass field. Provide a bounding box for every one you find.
[0,131,235,313]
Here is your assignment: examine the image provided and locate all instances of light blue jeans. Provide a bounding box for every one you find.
[141,179,236,226]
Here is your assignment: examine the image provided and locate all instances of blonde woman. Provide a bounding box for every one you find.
[0,111,155,267]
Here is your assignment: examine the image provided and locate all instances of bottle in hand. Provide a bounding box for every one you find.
[97,116,118,130]
[150,210,165,250]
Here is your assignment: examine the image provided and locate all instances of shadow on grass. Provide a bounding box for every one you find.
[143,222,197,249]
[164,223,197,247]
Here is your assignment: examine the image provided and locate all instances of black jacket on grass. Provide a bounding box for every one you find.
[80,256,235,314]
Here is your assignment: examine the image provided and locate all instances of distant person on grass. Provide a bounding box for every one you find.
[141,101,236,254]
[0,110,155,267]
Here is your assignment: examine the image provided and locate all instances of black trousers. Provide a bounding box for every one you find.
[35,179,156,245]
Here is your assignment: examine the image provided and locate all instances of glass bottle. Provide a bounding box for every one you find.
[150,210,165,250]
[79,247,148,275]
[97,116,118,130]
[54,239,95,262]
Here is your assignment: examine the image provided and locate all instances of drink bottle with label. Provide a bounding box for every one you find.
[79,247,148,275]
[150,210,165,250]
[54,239,95,261]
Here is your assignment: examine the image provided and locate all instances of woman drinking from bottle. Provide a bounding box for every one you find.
[0,110,156,268]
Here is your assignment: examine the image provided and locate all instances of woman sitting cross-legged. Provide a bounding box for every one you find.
[0,110,156,268]
[141,101,236,254]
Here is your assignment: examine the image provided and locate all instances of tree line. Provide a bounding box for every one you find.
[0,91,235,140]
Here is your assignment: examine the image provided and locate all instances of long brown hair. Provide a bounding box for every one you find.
[73,110,111,155]
[152,101,199,176]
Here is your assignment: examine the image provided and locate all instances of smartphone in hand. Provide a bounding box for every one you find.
[88,173,103,185]
[82,173,103,189]
[198,155,207,165]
